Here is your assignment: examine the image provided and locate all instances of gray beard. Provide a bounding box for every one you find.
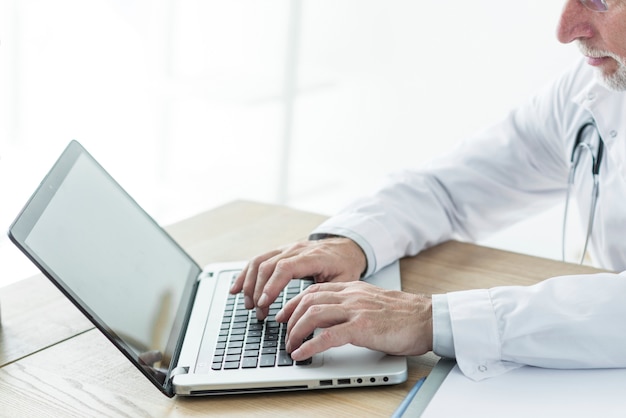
[597,64,626,91]
[578,41,626,91]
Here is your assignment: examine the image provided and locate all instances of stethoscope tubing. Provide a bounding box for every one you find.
[562,119,604,264]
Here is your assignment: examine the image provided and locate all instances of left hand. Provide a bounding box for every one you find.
[229,237,366,320]
[275,281,433,360]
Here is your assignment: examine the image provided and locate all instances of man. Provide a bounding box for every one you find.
[230,0,626,381]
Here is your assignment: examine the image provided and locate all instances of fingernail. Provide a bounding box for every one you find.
[275,309,284,321]
[258,293,268,307]
[244,295,253,309]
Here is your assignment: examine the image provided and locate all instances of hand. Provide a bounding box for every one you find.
[229,237,367,320]
[275,281,433,361]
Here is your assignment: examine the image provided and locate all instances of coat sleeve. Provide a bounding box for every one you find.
[311,61,591,276]
[311,85,572,275]
[444,271,626,381]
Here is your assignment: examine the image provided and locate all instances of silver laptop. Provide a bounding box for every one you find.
[7,140,407,397]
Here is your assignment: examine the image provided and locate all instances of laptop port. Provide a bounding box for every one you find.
[338,378,351,385]
[319,380,333,386]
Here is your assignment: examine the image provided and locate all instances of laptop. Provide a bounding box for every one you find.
[7,140,407,397]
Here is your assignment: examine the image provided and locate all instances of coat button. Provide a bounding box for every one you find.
[478,365,488,372]
[610,130,617,138]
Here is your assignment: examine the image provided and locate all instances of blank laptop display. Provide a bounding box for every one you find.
[8,140,407,397]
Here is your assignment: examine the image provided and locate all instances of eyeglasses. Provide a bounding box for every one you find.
[579,0,609,12]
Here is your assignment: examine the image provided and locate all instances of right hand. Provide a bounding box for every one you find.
[276,281,433,361]
[229,237,367,320]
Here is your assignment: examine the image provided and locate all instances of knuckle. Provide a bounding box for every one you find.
[307,304,324,316]
[289,241,304,250]
[283,241,305,254]
[305,283,323,294]
[318,328,339,346]
[273,258,289,272]
[257,261,273,278]
[249,254,267,268]
[300,293,316,306]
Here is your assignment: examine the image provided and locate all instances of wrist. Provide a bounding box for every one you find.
[309,234,368,278]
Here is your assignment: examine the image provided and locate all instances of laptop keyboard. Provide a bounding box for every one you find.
[207,277,314,372]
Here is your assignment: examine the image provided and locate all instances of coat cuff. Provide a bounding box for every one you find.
[447,288,523,381]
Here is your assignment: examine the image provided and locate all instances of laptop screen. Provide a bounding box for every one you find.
[9,141,201,396]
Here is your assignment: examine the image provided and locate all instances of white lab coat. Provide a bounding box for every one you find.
[311,59,626,380]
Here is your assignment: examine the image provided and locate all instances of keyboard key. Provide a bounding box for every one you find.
[245,343,260,350]
[261,347,277,355]
[223,361,240,370]
[227,340,243,349]
[242,357,258,368]
[277,351,293,366]
[203,276,316,372]
[227,347,242,356]
[243,349,259,358]
[296,357,312,366]
[262,340,278,348]
[260,354,276,367]
[225,354,241,363]
[248,323,263,331]
[229,334,245,342]
[245,336,262,344]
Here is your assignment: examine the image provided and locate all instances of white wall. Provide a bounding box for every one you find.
[0,1,580,286]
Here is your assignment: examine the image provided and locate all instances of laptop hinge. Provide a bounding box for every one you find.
[168,366,190,383]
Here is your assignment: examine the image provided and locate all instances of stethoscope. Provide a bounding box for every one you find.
[562,119,605,264]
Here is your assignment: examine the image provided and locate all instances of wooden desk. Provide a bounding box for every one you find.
[0,200,602,416]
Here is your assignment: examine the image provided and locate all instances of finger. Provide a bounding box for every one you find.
[242,264,260,309]
[285,295,348,351]
[275,283,321,323]
[255,305,269,321]
[290,323,354,361]
[276,282,350,323]
[252,256,292,312]
[229,264,249,294]
[255,251,327,309]
[240,250,281,309]
[289,287,348,327]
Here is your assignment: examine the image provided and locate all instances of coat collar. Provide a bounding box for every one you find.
[572,77,626,150]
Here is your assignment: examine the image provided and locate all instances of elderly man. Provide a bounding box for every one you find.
[231,0,626,381]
